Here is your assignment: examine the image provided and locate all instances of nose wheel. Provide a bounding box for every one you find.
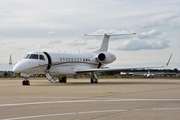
[59,76,67,83]
[22,78,30,85]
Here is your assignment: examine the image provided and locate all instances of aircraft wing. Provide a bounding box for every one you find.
[75,66,164,73]
[76,54,172,73]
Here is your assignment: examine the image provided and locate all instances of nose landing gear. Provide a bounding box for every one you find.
[59,76,67,83]
[22,78,30,85]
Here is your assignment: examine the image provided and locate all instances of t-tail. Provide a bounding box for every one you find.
[85,33,136,54]
[9,55,12,66]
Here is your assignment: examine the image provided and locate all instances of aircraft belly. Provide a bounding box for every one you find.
[49,66,76,75]
[49,63,95,75]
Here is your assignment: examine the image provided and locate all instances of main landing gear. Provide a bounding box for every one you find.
[59,76,67,83]
[90,72,98,83]
[22,78,30,85]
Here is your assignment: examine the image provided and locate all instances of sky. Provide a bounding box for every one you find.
[0,0,180,71]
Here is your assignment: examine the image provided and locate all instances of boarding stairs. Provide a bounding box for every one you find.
[45,69,57,83]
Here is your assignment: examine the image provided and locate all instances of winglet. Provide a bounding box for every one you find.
[165,54,172,67]
[162,54,172,68]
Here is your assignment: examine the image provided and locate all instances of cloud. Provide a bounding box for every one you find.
[113,39,170,51]
[15,47,26,50]
[37,43,53,49]
[138,29,162,39]
[0,39,7,45]
[37,39,61,49]
[67,39,87,46]
[112,29,170,51]
[142,13,180,28]
[86,45,99,50]
[47,31,56,35]
[0,43,6,45]
[86,41,100,50]
[47,39,61,44]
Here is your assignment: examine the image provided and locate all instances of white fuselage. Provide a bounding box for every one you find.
[47,52,99,75]
[13,50,105,75]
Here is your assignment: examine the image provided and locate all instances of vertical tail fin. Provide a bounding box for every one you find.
[85,33,136,54]
[92,34,110,53]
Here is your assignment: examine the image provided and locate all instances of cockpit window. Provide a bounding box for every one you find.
[40,55,45,60]
[29,54,38,59]
[23,54,30,59]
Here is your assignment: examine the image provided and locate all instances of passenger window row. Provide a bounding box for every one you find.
[60,57,90,62]
[24,54,91,62]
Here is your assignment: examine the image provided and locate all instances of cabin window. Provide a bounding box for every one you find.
[80,58,82,61]
[74,58,76,61]
[71,58,73,61]
[77,58,79,61]
[66,58,68,61]
[60,58,62,61]
[39,55,45,61]
[68,58,70,61]
[63,58,65,61]
[29,54,38,59]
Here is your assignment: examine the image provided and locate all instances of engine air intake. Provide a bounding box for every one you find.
[98,53,106,62]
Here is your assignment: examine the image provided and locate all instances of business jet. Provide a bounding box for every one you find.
[144,69,154,78]
[12,33,172,85]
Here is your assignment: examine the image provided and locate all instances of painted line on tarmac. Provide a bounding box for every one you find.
[1,99,180,107]
[2,108,180,120]
[0,96,87,99]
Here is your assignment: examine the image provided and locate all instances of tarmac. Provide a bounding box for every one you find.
[0,78,180,120]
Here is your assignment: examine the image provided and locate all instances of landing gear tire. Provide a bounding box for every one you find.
[62,77,67,83]
[59,79,63,83]
[22,80,30,86]
[59,77,67,83]
[91,78,98,83]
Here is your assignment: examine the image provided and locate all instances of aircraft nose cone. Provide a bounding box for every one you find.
[13,65,19,73]
[13,63,22,73]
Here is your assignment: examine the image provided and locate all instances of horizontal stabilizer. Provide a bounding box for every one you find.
[84,33,136,36]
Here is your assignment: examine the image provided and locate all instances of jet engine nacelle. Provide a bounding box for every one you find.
[97,52,116,64]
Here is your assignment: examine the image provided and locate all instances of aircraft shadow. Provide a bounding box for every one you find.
[33,81,178,86]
